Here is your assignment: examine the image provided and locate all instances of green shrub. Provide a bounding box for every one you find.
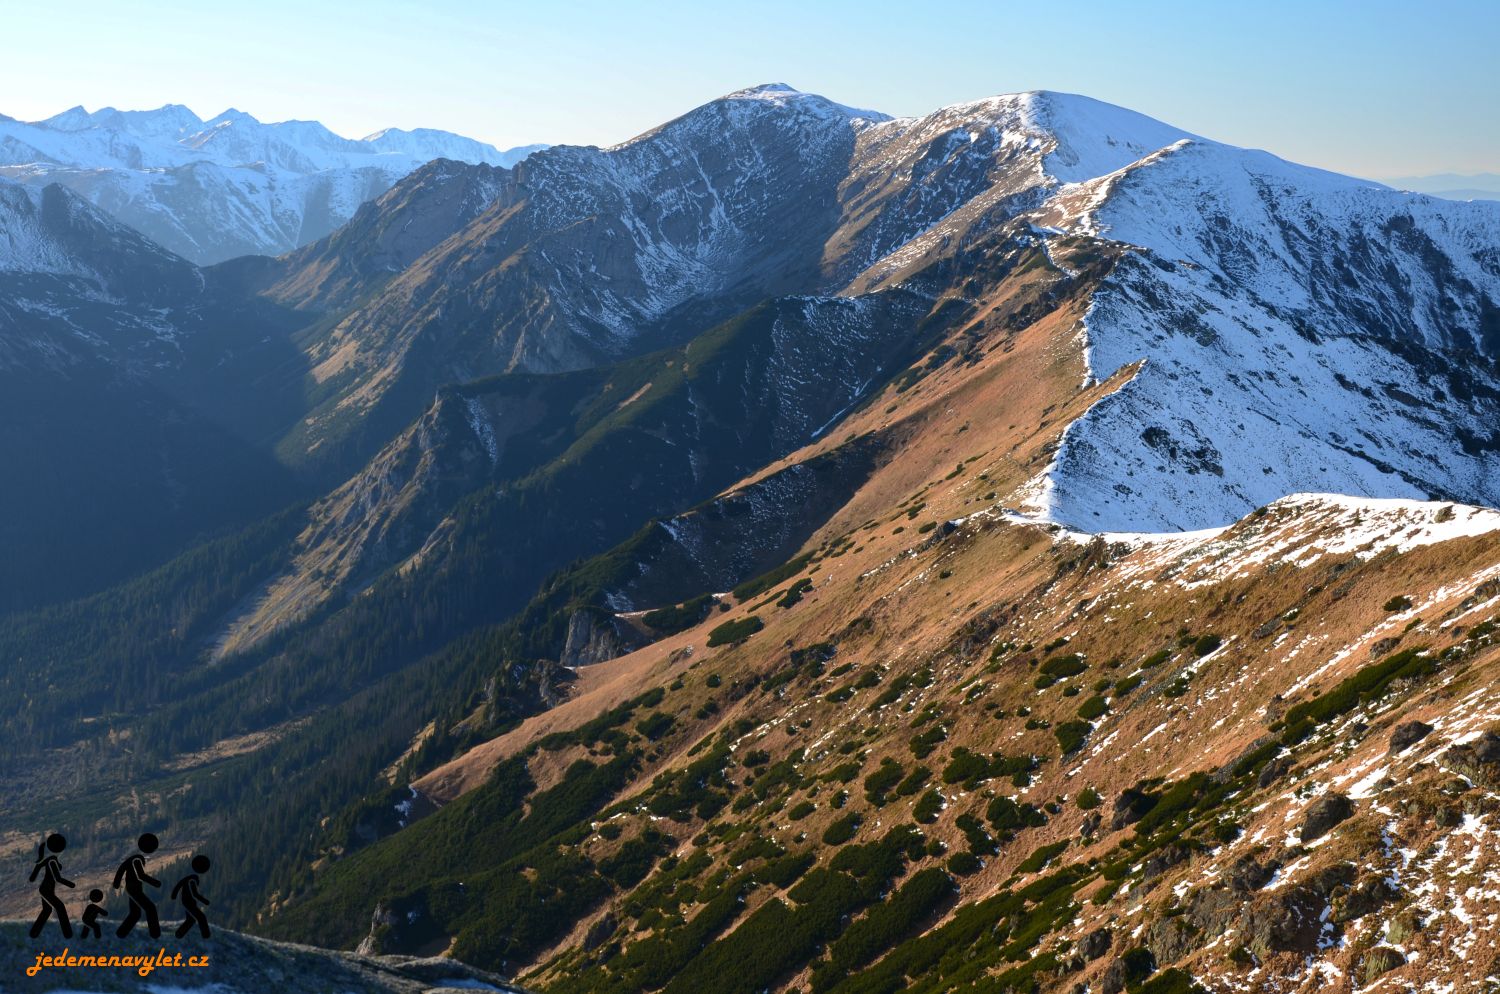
[913,788,944,824]
[986,796,1047,832]
[642,594,716,635]
[707,615,764,647]
[895,766,931,796]
[941,748,991,785]
[1077,787,1102,810]
[909,724,948,759]
[1034,654,1088,689]
[1141,649,1172,668]
[823,760,863,784]
[789,800,816,821]
[954,813,997,856]
[947,851,982,875]
[1383,595,1414,613]
[823,812,863,846]
[635,711,676,741]
[732,553,815,602]
[778,578,815,609]
[1076,695,1109,720]
[1134,967,1205,994]
[811,867,953,991]
[1016,840,1069,874]
[1054,720,1092,755]
[1192,634,1223,656]
[863,758,904,806]
[1280,647,1434,743]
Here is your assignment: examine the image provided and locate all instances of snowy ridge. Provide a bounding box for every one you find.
[1051,493,1500,586]
[1029,137,1500,531]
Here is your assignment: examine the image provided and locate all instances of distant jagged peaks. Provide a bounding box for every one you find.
[0,102,546,263]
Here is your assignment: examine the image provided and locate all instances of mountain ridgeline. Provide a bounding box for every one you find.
[2,84,1500,994]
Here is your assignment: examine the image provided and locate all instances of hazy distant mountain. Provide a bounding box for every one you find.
[0,104,545,263]
[1382,170,1500,201]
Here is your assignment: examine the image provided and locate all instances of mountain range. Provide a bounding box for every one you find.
[1384,171,1500,202]
[0,103,543,263]
[3,84,1500,994]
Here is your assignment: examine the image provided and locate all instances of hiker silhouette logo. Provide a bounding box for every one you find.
[25,830,214,944]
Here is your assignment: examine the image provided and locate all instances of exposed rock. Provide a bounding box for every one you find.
[1357,945,1405,984]
[1385,909,1424,945]
[1368,635,1403,659]
[1100,948,1156,994]
[1099,956,1130,994]
[561,609,648,667]
[1078,927,1112,961]
[1443,730,1500,787]
[1241,885,1329,957]
[583,912,618,951]
[357,901,401,956]
[1388,719,1434,753]
[1330,873,1399,923]
[1146,916,1198,965]
[1224,854,1279,893]
[1140,843,1189,881]
[1184,885,1242,940]
[1110,787,1158,830]
[1306,861,1357,896]
[1080,811,1102,838]
[1299,792,1354,842]
[1257,755,1294,789]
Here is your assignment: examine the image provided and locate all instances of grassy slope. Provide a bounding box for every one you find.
[254,239,1500,993]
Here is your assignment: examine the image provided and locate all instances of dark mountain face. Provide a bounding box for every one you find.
[0,182,311,610]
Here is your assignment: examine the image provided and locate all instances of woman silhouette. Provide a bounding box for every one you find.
[28,833,74,939]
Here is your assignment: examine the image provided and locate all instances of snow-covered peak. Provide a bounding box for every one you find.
[868,89,1196,187]
[1017,90,1198,183]
[720,82,892,123]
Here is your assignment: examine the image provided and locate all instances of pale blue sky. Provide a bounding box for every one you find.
[2,0,1495,178]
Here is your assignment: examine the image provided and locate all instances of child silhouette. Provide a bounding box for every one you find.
[28,833,74,939]
[81,889,110,938]
[172,855,213,939]
[114,832,162,939]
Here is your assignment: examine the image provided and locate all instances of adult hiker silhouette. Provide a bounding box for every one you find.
[114,832,162,939]
[171,855,213,939]
[28,833,74,939]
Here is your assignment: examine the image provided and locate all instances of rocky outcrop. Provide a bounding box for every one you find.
[1300,793,1354,842]
[1389,720,1434,753]
[1330,873,1400,923]
[1241,885,1329,957]
[1078,927,1112,961]
[1110,787,1158,830]
[1357,946,1406,984]
[561,610,649,667]
[1444,730,1500,787]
